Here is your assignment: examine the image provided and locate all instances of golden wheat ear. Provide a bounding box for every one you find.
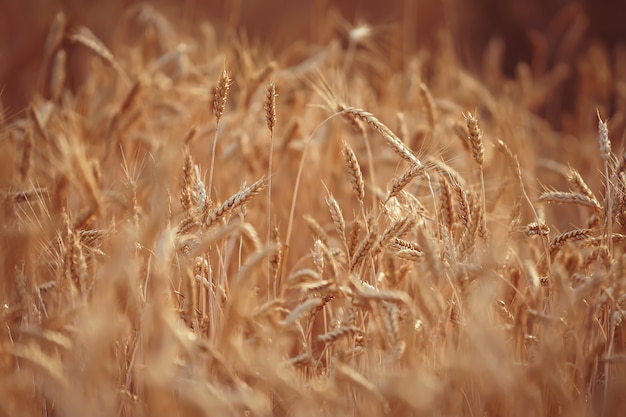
[203,177,266,229]
[212,69,232,125]
[340,106,423,167]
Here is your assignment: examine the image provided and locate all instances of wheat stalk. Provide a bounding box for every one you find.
[208,69,233,197]
[265,81,277,299]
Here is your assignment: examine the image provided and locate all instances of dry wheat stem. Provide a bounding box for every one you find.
[265,81,277,299]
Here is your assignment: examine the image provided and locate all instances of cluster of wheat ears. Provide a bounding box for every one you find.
[2,5,626,417]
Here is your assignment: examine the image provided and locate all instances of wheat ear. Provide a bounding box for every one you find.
[340,106,423,167]
[549,229,592,259]
[350,226,378,273]
[438,175,455,233]
[326,194,346,243]
[342,141,365,203]
[67,26,128,83]
[539,191,602,211]
[203,178,266,228]
[465,111,487,239]
[181,128,197,213]
[386,164,426,202]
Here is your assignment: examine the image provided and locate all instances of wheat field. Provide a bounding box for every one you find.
[1,2,626,416]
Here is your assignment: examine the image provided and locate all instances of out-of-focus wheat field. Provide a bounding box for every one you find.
[2,1,626,416]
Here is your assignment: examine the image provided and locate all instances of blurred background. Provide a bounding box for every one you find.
[1,0,625,115]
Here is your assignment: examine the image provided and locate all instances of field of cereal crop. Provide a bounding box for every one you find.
[1,1,626,416]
